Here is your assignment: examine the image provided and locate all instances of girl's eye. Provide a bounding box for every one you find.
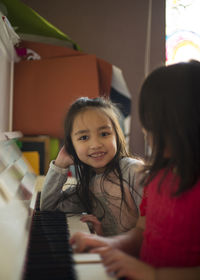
[101,132,110,137]
[78,135,88,141]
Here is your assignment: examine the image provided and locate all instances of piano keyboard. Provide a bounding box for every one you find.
[23,192,76,280]
[23,211,77,280]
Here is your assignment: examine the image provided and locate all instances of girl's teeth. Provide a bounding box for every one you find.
[91,153,104,157]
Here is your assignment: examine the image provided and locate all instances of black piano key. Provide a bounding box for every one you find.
[23,193,77,280]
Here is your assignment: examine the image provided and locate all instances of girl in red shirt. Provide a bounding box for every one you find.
[70,61,200,280]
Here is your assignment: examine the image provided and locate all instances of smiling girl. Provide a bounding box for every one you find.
[40,97,143,236]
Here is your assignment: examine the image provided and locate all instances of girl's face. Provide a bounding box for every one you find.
[71,108,117,173]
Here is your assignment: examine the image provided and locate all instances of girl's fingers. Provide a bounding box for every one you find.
[104,257,129,279]
[80,216,103,235]
[80,214,98,220]
[105,261,121,274]
[80,214,95,221]
[69,232,108,252]
[92,247,120,265]
[92,246,112,255]
[69,232,91,252]
[93,247,120,258]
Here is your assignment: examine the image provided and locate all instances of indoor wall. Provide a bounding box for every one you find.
[21,0,165,156]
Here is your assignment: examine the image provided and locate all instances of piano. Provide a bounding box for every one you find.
[0,134,116,280]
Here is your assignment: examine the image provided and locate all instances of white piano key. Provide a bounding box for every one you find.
[74,253,101,264]
[67,214,91,236]
[76,263,116,280]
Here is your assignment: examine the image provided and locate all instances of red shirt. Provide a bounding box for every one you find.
[140,170,200,267]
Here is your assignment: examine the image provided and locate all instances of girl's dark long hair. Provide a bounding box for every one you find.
[139,61,200,195]
[64,97,133,225]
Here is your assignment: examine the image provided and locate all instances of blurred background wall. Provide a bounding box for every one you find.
[20,0,165,156]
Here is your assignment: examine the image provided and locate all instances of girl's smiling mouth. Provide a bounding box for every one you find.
[89,152,106,158]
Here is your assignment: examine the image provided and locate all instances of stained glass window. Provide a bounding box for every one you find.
[166,0,200,65]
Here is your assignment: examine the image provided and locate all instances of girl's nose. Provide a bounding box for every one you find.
[90,137,103,149]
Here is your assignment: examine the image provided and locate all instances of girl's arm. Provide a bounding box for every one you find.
[40,146,84,212]
[94,247,200,280]
[114,215,145,256]
[70,215,145,255]
[40,159,69,211]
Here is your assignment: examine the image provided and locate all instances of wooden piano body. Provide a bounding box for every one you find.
[0,135,116,280]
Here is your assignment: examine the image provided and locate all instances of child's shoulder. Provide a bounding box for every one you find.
[120,156,144,170]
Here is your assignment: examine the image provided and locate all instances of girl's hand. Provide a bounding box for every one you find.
[54,146,74,168]
[80,214,103,235]
[92,247,155,280]
[69,232,109,253]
